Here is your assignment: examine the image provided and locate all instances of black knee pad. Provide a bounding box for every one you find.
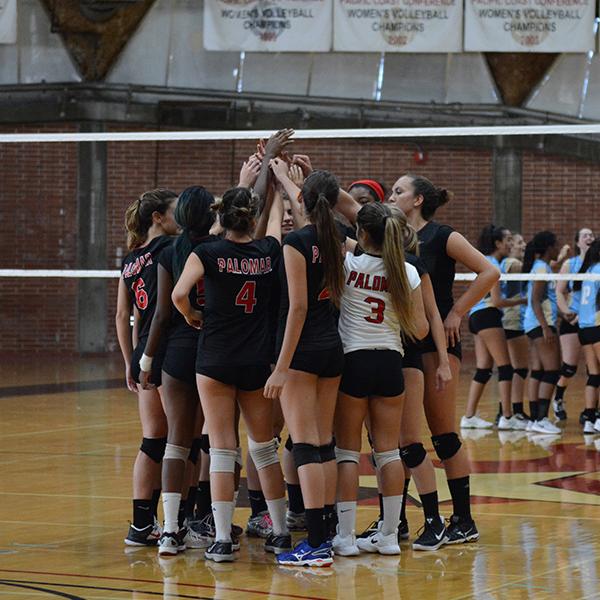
[319,440,336,463]
[473,368,493,384]
[514,368,529,380]
[431,432,462,462]
[199,434,210,454]
[292,443,321,468]
[400,443,427,469]
[140,437,167,463]
[542,370,560,385]
[188,438,202,465]
[561,362,577,378]
[285,435,294,452]
[530,369,544,382]
[587,374,600,388]
[498,364,514,382]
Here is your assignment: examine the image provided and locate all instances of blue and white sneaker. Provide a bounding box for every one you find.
[276,539,333,567]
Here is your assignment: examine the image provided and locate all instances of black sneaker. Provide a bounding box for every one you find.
[124,523,160,546]
[264,533,293,555]
[357,519,380,539]
[445,515,479,545]
[553,399,567,421]
[580,410,587,425]
[205,541,234,562]
[412,516,448,551]
[232,523,243,538]
[398,519,409,541]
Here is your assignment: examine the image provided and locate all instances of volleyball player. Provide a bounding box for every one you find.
[387,174,499,543]
[116,189,178,546]
[554,228,594,420]
[462,226,527,430]
[173,186,289,563]
[347,179,386,205]
[333,203,428,557]
[522,231,561,435]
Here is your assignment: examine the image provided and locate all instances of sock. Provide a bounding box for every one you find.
[133,499,153,530]
[529,400,539,421]
[265,497,288,536]
[178,501,186,528]
[336,501,356,538]
[305,507,325,548]
[420,491,440,520]
[554,385,566,402]
[378,493,384,520]
[161,492,181,534]
[399,479,410,523]
[584,408,596,420]
[286,483,305,514]
[538,398,551,419]
[248,489,268,517]
[151,488,161,519]
[196,481,212,519]
[212,501,233,542]
[324,504,337,537]
[513,402,524,415]
[448,476,471,521]
[381,495,402,536]
[185,487,197,520]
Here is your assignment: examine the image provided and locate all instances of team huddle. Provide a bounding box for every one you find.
[115,129,596,568]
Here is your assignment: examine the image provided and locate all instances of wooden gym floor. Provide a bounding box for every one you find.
[1,354,599,600]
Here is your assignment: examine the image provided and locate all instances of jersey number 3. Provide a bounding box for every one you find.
[133,277,148,310]
[364,296,385,324]
[236,281,257,314]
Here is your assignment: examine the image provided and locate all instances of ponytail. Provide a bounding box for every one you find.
[522,241,536,276]
[125,198,144,250]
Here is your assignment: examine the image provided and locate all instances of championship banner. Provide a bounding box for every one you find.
[333,0,462,52]
[464,0,595,52]
[204,0,332,51]
[0,0,16,44]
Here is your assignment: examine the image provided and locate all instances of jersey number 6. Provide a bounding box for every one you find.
[364,296,385,324]
[133,277,148,310]
[236,281,257,314]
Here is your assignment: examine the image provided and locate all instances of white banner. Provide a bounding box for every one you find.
[0,0,16,44]
[204,0,332,51]
[464,0,595,52]
[334,0,462,52]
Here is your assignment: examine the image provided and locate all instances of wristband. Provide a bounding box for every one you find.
[139,353,153,372]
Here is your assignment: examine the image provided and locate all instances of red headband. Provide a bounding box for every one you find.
[349,179,385,203]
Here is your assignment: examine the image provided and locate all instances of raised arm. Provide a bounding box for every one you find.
[270,157,307,228]
[254,129,294,208]
[335,189,362,226]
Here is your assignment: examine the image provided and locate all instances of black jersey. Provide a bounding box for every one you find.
[417,221,455,319]
[277,224,341,353]
[121,235,173,342]
[194,236,281,367]
[405,252,428,278]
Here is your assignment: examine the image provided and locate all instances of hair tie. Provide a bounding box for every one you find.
[349,179,385,202]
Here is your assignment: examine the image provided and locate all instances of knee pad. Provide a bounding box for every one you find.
[236,446,243,468]
[189,438,202,465]
[373,449,401,470]
[199,434,210,454]
[431,432,462,461]
[542,370,560,385]
[248,437,280,470]
[164,443,190,462]
[284,435,294,452]
[209,448,238,474]
[587,374,600,388]
[473,368,493,384]
[319,440,336,463]
[335,447,360,464]
[400,443,427,469]
[561,362,578,378]
[292,443,321,469]
[498,364,513,382]
[514,368,529,380]
[530,369,544,382]
[140,437,167,463]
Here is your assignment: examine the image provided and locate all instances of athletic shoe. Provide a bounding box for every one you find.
[356,523,400,555]
[124,523,160,546]
[445,515,479,545]
[246,511,273,539]
[497,415,519,430]
[286,510,307,532]
[526,420,535,432]
[398,519,409,541]
[332,532,360,556]
[152,517,163,539]
[412,516,448,551]
[357,519,380,539]
[158,531,184,556]
[205,541,234,563]
[460,415,494,429]
[553,398,567,421]
[276,539,334,567]
[182,525,211,549]
[594,418,600,433]
[494,412,501,427]
[188,513,215,545]
[531,417,561,435]
[580,411,587,425]
[232,523,243,538]
[264,533,293,555]
[583,418,596,434]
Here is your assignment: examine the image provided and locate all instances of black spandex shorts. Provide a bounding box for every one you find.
[526,325,557,340]
[419,334,462,362]
[131,339,167,386]
[559,318,579,336]
[402,340,424,371]
[196,364,271,391]
[504,329,525,340]
[339,350,404,398]
[290,343,344,378]
[468,307,503,334]
[162,342,197,387]
[579,326,600,346]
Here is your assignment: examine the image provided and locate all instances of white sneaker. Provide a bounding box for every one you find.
[583,420,596,434]
[460,415,493,429]
[594,418,600,433]
[332,532,360,556]
[526,420,534,432]
[497,415,528,431]
[183,526,211,549]
[531,418,561,435]
[356,524,400,555]
[594,439,600,452]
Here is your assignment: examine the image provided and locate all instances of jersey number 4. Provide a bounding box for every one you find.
[132,277,148,310]
[364,296,385,324]
[235,281,257,314]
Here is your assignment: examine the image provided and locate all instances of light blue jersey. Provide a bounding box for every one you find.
[524,259,557,332]
[500,257,525,330]
[567,255,584,313]
[469,255,501,316]
[578,263,600,329]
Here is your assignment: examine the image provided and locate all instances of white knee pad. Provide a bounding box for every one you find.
[248,437,280,470]
[373,449,401,470]
[236,446,243,468]
[164,443,190,462]
[209,448,238,473]
[335,447,360,464]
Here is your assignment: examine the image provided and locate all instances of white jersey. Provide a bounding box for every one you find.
[338,252,421,355]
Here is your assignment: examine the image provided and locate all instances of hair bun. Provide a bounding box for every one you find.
[437,188,452,207]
